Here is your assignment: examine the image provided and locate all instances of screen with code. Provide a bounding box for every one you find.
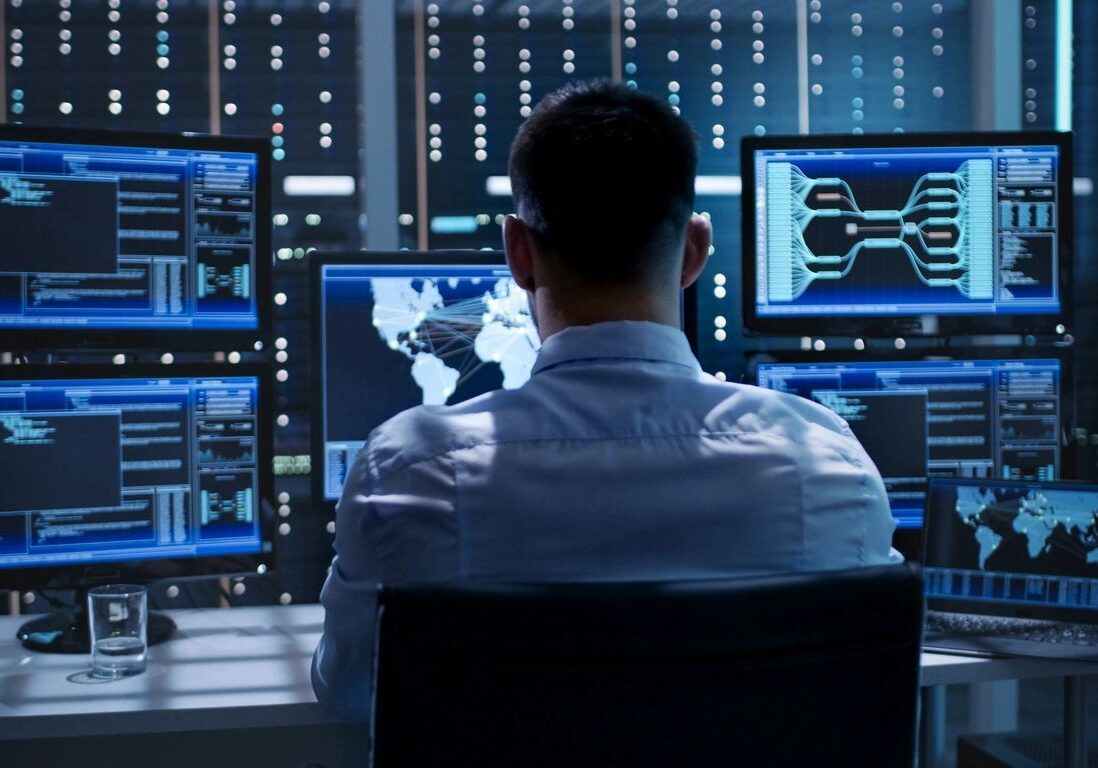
[756,358,1064,528]
[0,374,264,569]
[0,136,260,331]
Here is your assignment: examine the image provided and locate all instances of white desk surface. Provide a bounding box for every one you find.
[0,604,346,740]
[1,604,1095,740]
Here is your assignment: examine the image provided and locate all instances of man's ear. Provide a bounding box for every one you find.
[680,213,712,289]
[504,214,537,292]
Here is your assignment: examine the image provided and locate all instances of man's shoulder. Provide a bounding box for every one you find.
[365,388,519,479]
[698,377,856,440]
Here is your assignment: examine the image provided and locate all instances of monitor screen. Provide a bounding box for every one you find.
[0,126,268,346]
[923,478,1098,618]
[314,253,540,502]
[0,368,272,584]
[742,131,1072,335]
[755,356,1067,528]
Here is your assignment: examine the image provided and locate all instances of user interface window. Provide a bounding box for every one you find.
[0,138,259,330]
[319,263,538,500]
[0,375,263,568]
[753,144,1061,317]
[756,359,1062,528]
[924,480,1098,612]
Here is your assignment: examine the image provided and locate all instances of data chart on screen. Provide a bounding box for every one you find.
[318,261,540,501]
[0,136,260,331]
[756,358,1064,528]
[752,142,1062,319]
[0,374,264,569]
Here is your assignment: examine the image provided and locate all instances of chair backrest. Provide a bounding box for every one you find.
[371,563,923,768]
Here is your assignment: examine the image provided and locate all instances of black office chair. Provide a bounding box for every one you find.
[371,564,923,768]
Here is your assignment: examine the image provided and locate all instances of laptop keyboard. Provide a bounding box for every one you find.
[927,611,1098,646]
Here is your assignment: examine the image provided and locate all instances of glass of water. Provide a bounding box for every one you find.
[87,584,147,678]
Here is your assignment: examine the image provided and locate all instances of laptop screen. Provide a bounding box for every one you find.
[923,478,1098,623]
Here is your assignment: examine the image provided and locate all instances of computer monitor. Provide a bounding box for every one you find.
[0,364,274,651]
[923,477,1098,623]
[753,352,1073,530]
[742,131,1073,336]
[311,251,539,505]
[0,124,270,350]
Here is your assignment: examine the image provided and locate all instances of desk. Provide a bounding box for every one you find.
[0,605,1094,766]
[0,605,364,768]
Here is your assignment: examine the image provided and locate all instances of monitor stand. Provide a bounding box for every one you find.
[15,589,177,654]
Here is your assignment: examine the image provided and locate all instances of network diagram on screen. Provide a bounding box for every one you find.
[754,144,1060,317]
[320,263,539,500]
[0,376,264,569]
[0,138,259,330]
[924,481,1098,612]
[756,358,1062,527]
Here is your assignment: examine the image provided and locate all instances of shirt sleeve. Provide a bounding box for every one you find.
[311,450,382,720]
[797,418,903,570]
[311,443,460,719]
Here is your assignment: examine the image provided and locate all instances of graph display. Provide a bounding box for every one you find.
[318,261,539,501]
[752,142,1062,319]
[924,479,1098,614]
[0,134,261,332]
[756,358,1064,528]
[0,374,263,569]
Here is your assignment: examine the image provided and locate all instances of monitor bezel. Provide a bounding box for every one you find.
[740,130,1074,337]
[922,477,1098,625]
[0,123,271,352]
[0,362,276,591]
[309,250,509,513]
[749,346,1077,556]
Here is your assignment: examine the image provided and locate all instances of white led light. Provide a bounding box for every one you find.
[283,175,355,196]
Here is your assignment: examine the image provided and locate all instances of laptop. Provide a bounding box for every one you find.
[922,477,1098,660]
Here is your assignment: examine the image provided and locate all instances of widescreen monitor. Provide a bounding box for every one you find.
[742,131,1073,336]
[312,251,539,505]
[0,365,274,588]
[923,478,1098,623]
[754,353,1073,530]
[0,125,270,349]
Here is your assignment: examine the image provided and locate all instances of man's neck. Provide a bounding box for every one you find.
[533,292,681,341]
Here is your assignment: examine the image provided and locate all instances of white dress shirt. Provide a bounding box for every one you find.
[312,320,899,717]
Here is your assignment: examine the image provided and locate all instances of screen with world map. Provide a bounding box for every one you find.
[316,259,540,501]
[924,479,1098,614]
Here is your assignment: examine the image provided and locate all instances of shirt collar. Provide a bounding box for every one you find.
[531,320,702,376]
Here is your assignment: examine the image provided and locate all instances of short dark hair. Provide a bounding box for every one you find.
[508,80,698,284]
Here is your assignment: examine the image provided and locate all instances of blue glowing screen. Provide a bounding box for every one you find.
[0,375,264,569]
[753,144,1061,317]
[0,138,260,331]
[756,358,1063,528]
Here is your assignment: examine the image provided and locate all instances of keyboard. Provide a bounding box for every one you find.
[925,611,1098,660]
